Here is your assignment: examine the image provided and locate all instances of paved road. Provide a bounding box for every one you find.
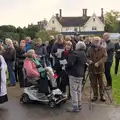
[0,99,120,120]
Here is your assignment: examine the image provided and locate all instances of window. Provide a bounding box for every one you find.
[93,18,95,22]
[74,28,78,32]
[52,20,54,24]
[52,27,56,31]
[92,26,97,30]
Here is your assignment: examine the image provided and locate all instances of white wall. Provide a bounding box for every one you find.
[81,14,105,32]
[46,16,62,32]
[62,27,79,32]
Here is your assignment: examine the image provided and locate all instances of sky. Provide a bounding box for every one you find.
[0,0,120,27]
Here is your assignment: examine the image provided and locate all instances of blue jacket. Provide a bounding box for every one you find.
[26,41,33,52]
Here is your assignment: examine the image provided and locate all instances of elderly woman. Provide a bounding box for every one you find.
[87,37,107,102]
[3,38,16,86]
[66,41,87,112]
[0,55,8,104]
[24,49,50,94]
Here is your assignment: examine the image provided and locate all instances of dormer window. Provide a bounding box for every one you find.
[92,26,97,30]
[52,20,54,24]
[93,18,95,22]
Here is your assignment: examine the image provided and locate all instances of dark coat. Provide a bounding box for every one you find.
[16,47,26,69]
[106,40,114,63]
[3,47,16,62]
[66,49,87,77]
[115,42,120,59]
[87,46,107,74]
[34,44,48,56]
[47,39,55,55]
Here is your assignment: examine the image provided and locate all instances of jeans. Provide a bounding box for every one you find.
[69,75,83,107]
[105,62,112,86]
[7,61,16,85]
[115,58,120,75]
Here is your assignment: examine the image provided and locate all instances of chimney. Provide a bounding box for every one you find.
[59,9,62,18]
[83,9,87,17]
[56,13,59,19]
[101,8,104,17]
[101,8,104,22]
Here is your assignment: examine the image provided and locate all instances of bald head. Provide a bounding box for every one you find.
[103,32,110,41]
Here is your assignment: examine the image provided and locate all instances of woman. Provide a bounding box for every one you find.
[16,40,26,87]
[24,49,50,94]
[0,55,8,104]
[13,40,19,82]
[59,41,73,96]
[66,41,87,112]
[3,38,16,86]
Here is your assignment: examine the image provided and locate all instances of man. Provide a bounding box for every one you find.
[103,33,114,90]
[87,37,107,102]
[114,39,120,75]
[25,36,33,52]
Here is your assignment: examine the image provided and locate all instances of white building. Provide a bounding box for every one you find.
[46,9,105,35]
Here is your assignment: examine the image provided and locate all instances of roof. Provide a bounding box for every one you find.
[56,16,104,27]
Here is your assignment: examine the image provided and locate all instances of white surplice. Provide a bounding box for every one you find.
[0,55,7,97]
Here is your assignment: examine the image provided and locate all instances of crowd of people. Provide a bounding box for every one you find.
[0,32,120,112]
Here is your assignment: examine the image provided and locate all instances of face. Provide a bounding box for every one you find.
[103,34,109,41]
[65,44,72,51]
[32,51,37,58]
[5,40,9,45]
[20,42,26,48]
[93,39,100,47]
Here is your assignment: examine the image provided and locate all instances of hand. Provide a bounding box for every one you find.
[117,49,120,52]
[89,60,93,64]
[94,63,99,67]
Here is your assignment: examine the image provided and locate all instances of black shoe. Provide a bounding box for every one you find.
[78,105,82,110]
[91,97,98,102]
[105,86,112,90]
[100,97,106,102]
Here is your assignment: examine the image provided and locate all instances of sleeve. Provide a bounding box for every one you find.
[51,43,57,57]
[24,60,40,77]
[66,53,76,69]
[97,48,108,66]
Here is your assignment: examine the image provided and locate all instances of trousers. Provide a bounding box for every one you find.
[69,75,83,107]
[89,74,104,98]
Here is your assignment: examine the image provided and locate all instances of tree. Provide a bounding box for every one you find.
[105,10,120,32]
[36,30,59,42]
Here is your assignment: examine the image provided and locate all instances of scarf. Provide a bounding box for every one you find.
[64,50,70,57]
[31,58,46,78]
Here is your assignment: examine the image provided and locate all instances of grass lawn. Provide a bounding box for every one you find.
[112,60,120,104]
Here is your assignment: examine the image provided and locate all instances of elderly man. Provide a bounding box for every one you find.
[87,37,107,102]
[103,33,114,90]
[25,36,33,52]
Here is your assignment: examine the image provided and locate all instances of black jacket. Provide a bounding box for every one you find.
[106,40,115,63]
[115,42,120,59]
[66,49,87,77]
[47,39,55,55]
[16,47,26,69]
[3,47,16,62]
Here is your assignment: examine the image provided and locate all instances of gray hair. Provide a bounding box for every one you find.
[75,41,86,50]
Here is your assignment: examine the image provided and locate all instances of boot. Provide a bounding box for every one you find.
[100,96,106,102]
[91,96,98,102]
[67,106,80,112]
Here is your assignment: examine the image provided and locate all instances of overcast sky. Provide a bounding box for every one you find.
[0,0,120,27]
